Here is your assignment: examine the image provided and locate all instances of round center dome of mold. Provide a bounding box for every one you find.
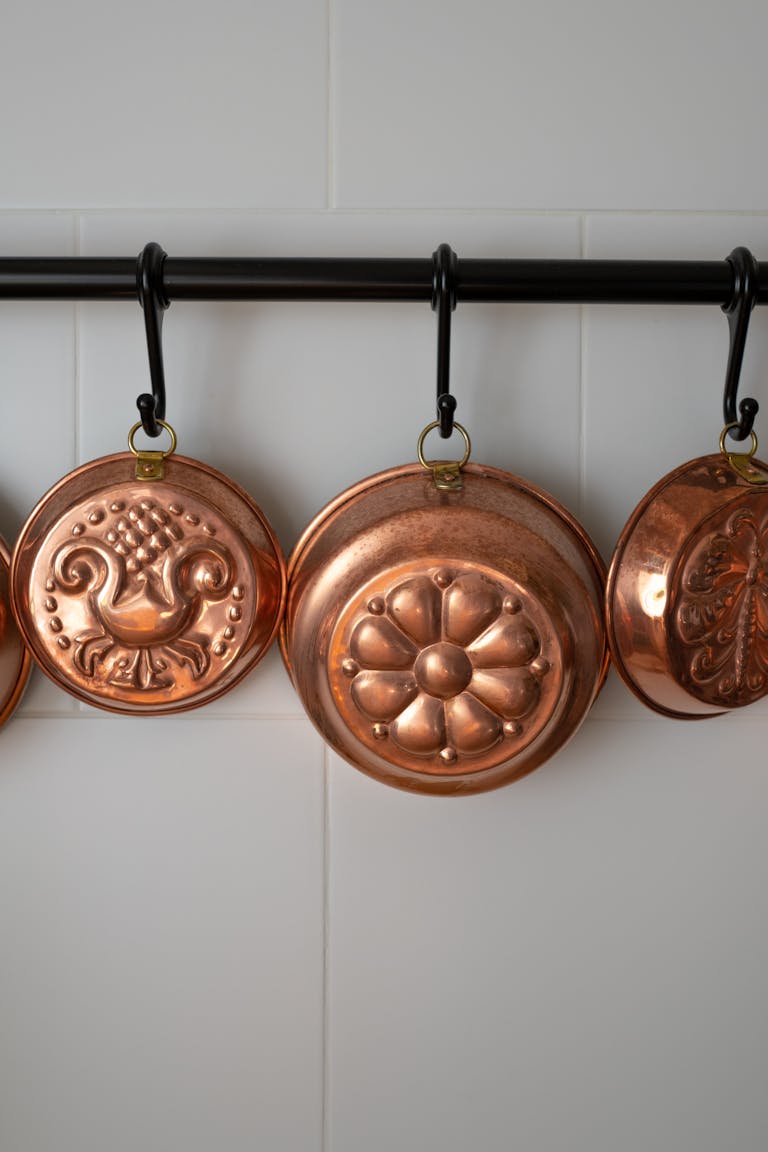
[413,642,473,699]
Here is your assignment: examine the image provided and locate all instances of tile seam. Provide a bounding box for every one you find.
[74,215,81,466]
[15,711,312,722]
[321,741,330,1152]
[577,215,587,519]
[326,0,336,210]
[4,207,768,221]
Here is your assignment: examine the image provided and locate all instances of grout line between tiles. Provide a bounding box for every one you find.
[17,711,79,721]
[326,0,337,210]
[321,741,331,1152]
[74,216,81,465]
[577,215,586,519]
[21,706,768,726]
[7,206,768,220]
[15,710,311,722]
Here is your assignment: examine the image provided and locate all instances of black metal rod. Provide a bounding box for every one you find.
[0,255,762,305]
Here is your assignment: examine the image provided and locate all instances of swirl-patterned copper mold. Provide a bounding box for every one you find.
[10,452,285,714]
[281,461,608,795]
[0,536,31,726]
[607,446,768,717]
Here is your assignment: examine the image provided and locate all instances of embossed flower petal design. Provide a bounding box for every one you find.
[351,670,419,722]
[676,507,768,704]
[344,571,550,762]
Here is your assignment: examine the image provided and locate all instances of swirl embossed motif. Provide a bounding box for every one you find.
[674,505,768,706]
[33,493,253,700]
[335,569,556,771]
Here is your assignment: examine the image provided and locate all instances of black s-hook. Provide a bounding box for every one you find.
[432,243,458,438]
[722,246,760,440]
[136,242,169,438]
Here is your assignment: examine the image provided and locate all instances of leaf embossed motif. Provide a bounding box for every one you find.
[673,504,768,707]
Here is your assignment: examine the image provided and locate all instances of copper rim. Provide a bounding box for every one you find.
[607,450,768,718]
[282,461,608,795]
[11,452,286,714]
[0,536,32,726]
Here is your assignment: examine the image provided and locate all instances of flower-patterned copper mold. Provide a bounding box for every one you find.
[607,446,768,717]
[281,461,608,795]
[11,451,285,714]
[0,536,31,726]
[332,566,562,774]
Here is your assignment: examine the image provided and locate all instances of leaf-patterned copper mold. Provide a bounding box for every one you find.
[673,502,768,707]
[608,452,768,717]
[11,452,285,714]
[282,461,607,795]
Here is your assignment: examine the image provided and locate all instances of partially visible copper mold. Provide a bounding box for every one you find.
[607,452,768,717]
[0,536,31,726]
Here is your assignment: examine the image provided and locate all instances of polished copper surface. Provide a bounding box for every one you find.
[0,537,31,726]
[281,461,608,795]
[11,452,285,713]
[607,451,768,717]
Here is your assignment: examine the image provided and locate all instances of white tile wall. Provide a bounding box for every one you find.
[0,717,324,1152]
[328,721,768,1152]
[333,0,768,211]
[0,1,328,209]
[2,3,768,1150]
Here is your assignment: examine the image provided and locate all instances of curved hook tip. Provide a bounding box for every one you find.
[734,396,760,440]
[437,392,457,439]
[136,392,161,438]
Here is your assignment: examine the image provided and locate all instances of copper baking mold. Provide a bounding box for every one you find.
[281,460,608,796]
[11,452,286,714]
[607,446,768,718]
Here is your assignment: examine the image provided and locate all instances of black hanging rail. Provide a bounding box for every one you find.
[0,255,765,305]
[1,246,765,438]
